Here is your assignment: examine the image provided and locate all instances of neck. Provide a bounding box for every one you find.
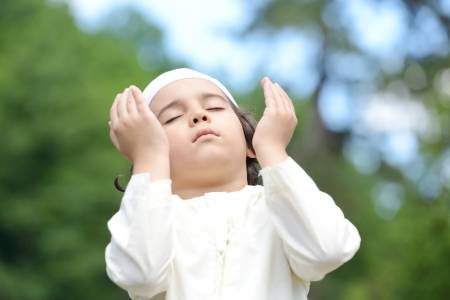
[172,171,248,200]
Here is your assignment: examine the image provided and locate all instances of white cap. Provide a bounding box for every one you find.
[142,68,239,108]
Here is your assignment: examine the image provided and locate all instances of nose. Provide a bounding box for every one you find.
[189,110,210,127]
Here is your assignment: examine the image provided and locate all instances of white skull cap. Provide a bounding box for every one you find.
[142,67,239,108]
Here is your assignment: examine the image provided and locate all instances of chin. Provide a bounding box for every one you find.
[189,150,233,165]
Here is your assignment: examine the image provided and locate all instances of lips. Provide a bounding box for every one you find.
[193,128,219,142]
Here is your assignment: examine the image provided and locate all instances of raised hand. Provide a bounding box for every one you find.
[108,85,170,167]
[252,77,298,167]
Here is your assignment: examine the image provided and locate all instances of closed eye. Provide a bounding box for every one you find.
[207,107,224,111]
[164,116,181,124]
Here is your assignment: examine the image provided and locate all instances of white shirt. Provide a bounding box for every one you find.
[105,156,361,300]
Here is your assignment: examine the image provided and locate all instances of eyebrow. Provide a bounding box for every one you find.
[156,92,229,118]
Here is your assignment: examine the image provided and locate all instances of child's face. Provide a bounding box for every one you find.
[149,78,252,187]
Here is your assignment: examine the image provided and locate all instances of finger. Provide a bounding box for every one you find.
[117,88,129,118]
[126,86,139,116]
[274,82,291,112]
[267,79,281,110]
[110,93,121,125]
[130,85,159,121]
[130,85,148,114]
[277,83,296,113]
[272,82,289,112]
[261,77,277,109]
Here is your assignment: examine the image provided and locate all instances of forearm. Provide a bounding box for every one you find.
[259,156,361,281]
[105,172,174,297]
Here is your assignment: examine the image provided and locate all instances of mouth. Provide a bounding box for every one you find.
[193,128,219,142]
[196,133,217,141]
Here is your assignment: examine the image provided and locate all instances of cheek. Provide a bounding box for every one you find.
[220,114,247,147]
[229,113,245,134]
[164,126,189,152]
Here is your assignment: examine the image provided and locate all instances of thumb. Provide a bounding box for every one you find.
[109,123,121,151]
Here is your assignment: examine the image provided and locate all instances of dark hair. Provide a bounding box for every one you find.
[113,103,262,192]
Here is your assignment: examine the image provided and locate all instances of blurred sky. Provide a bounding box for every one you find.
[67,0,271,92]
[66,0,416,94]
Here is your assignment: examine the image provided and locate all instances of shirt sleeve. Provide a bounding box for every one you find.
[105,172,175,299]
[259,156,361,282]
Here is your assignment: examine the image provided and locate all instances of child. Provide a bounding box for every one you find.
[105,68,361,300]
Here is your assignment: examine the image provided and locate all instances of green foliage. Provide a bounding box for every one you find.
[0,0,165,299]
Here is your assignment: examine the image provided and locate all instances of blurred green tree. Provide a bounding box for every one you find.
[0,0,169,299]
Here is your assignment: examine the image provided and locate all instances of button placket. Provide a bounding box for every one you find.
[214,216,235,297]
[208,193,241,298]
[214,222,225,296]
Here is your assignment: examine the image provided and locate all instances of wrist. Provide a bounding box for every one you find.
[255,147,288,168]
[132,153,170,180]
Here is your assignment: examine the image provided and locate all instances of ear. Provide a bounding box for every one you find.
[246,147,256,158]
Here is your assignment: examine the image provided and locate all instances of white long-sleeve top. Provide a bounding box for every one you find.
[105,156,361,300]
